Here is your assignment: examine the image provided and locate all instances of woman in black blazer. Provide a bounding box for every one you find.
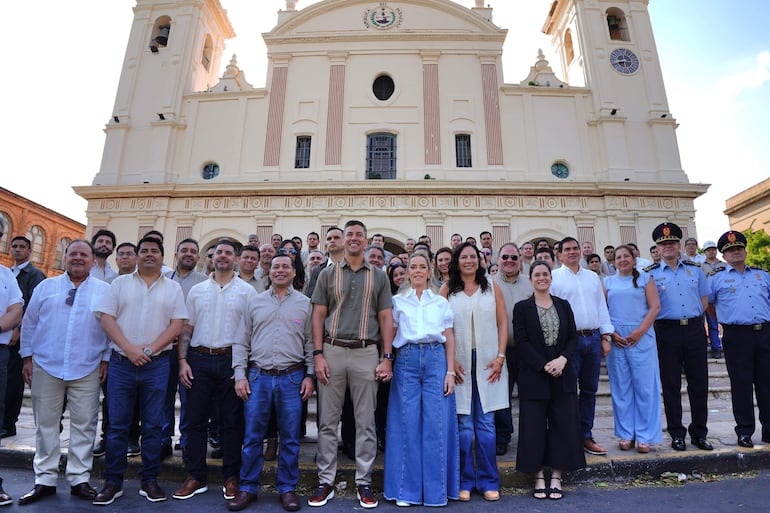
[512,261,585,500]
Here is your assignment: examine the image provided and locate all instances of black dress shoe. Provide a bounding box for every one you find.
[18,484,56,505]
[671,437,686,451]
[71,482,97,500]
[280,491,301,512]
[228,490,258,511]
[1,427,16,439]
[738,435,754,448]
[692,437,713,451]
[496,442,509,456]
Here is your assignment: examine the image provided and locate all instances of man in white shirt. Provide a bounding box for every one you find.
[18,240,111,505]
[0,222,24,448]
[550,237,614,456]
[93,236,187,505]
[173,239,257,503]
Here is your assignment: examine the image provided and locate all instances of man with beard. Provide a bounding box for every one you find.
[90,230,118,282]
[163,239,208,458]
[18,240,111,505]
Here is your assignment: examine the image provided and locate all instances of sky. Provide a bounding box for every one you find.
[2,0,768,243]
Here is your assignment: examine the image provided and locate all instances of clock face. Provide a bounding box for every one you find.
[610,48,640,75]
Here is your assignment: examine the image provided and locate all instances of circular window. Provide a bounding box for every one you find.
[372,75,395,101]
[202,163,220,180]
[551,162,569,179]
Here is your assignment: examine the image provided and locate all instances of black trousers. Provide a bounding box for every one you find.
[655,320,709,439]
[722,324,770,439]
[2,344,23,432]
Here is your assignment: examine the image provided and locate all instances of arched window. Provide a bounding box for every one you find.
[0,211,11,253]
[26,226,46,264]
[54,238,70,270]
[606,8,630,41]
[202,35,213,71]
[564,28,575,64]
[366,133,397,179]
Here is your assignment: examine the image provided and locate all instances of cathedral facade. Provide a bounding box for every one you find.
[75,0,707,256]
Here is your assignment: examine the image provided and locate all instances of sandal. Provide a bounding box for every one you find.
[532,476,547,500]
[637,443,651,453]
[619,439,635,451]
[548,477,563,500]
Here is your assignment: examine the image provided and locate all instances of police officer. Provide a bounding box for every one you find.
[645,222,712,451]
[707,231,770,448]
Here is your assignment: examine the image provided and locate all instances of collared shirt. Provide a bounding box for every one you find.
[492,271,534,347]
[551,265,614,333]
[238,273,267,293]
[702,259,726,274]
[311,260,392,341]
[392,288,453,349]
[90,261,118,282]
[647,258,709,320]
[165,269,208,299]
[0,266,24,345]
[686,253,706,265]
[187,275,257,349]
[11,260,30,277]
[21,274,110,380]
[708,264,770,325]
[233,286,313,381]
[94,271,188,354]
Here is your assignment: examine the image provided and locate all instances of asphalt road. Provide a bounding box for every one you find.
[0,467,767,512]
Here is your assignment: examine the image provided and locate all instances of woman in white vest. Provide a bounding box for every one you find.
[440,242,509,502]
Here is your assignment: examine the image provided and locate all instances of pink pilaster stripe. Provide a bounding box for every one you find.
[426,225,443,247]
[619,225,637,246]
[263,67,288,167]
[423,63,441,165]
[481,63,503,166]
[325,65,346,166]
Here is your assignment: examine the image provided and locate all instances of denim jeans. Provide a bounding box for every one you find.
[705,313,722,350]
[0,345,8,439]
[104,351,169,487]
[457,351,499,493]
[184,350,243,483]
[569,333,602,439]
[240,367,304,494]
[383,342,459,506]
[162,351,186,448]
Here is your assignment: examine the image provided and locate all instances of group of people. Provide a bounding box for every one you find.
[0,216,768,509]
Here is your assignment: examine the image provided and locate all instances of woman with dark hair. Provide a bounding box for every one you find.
[603,245,661,453]
[513,260,584,500]
[433,247,452,288]
[278,239,305,291]
[384,253,459,507]
[387,262,407,295]
[439,242,508,502]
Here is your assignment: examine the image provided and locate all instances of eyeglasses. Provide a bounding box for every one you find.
[65,288,77,306]
[206,254,214,259]
[279,248,297,255]
[500,254,519,261]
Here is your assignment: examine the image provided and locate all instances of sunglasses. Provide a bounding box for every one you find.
[279,248,297,255]
[65,288,77,306]
[500,254,519,261]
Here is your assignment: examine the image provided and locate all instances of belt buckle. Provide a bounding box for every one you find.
[679,319,689,326]
[753,324,762,331]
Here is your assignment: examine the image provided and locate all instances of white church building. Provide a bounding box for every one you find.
[74,0,708,256]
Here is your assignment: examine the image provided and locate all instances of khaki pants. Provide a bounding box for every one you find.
[316,343,379,486]
[31,362,101,486]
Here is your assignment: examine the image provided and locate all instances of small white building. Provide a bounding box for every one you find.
[75,0,707,257]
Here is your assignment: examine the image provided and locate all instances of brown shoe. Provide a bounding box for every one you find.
[280,491,301,511]
[70,482,97,500]
[223,477,239,500]
[583,438,607,455]
[228,490,258,511]
[139,480,167,502]
[172,478,208,500]
[93,484,123,506]
[308,483,334,507]
[18,484,56,505]
[264,438,278,461]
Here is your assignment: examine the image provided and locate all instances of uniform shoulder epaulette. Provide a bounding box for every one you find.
[642,263,659,272]
[707,267,726,277]
[748,265,768,272]
[682,260,701,267]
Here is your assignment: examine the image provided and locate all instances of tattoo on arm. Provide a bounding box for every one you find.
[179,324,193,359]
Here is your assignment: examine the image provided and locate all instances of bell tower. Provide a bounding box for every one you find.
[543,0,688,184]
[93,0,235,186]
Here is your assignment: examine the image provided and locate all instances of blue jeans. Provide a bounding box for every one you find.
[104,351,169,487]
[705,313,722,351]
[162,351,186,447]
[0,345,8,439]
[457,351,499,493]
[384,342,459,506]
[569,333,602,439]
[240,367,304,494]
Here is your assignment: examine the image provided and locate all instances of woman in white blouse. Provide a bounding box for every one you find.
[384,253,459,507]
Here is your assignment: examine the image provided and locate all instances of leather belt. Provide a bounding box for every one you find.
[250,362,304,375]
[190,345,232,355]
[724,322,770,332]
[576,328,599,337]
[112,349,170,362]
[323,336,377,348]
[656,317,701,326]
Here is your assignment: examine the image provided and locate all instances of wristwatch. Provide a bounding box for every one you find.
[382,353,395,361]
[143,347,153,357]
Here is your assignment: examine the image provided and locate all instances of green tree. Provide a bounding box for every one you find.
[743,229,770,270]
